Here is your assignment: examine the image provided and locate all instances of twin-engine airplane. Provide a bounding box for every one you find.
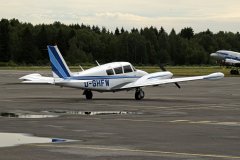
[211,50,240,75]
[20,45,224,100]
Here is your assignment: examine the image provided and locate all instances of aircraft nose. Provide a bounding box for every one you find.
[210,53,217,57]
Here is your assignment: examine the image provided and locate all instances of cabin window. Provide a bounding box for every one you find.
[123,65,133,73]
[114,67,123,74]
[106,69,114,75]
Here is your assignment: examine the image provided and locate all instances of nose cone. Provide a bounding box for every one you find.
[210,53,218,57]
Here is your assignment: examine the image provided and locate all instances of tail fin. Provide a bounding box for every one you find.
[47,45,72,78]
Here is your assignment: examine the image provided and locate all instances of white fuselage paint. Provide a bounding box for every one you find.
[55,62,173,91]
[210,50,240,65]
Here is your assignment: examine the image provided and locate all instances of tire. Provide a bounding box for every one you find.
[135,90,144,100]
[135,91,141,100]
[85,90,93,99]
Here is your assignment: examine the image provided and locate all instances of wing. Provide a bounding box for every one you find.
[121,72,224,89]
[19,73,54,84]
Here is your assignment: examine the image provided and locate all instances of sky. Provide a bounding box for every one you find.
[1,0,240,33]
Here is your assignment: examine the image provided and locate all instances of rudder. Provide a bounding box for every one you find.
[47,45,71,78]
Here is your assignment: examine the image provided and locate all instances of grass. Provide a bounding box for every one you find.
[137,66,232,76]
[0,66,237,77]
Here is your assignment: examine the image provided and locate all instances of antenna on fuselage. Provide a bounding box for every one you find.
[79,65,84,71]
[95,60,100,66]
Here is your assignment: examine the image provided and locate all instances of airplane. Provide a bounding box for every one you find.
[20,45,224,100]
[210,50,240,75]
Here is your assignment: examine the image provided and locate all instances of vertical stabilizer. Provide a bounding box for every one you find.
[47,45,72,78]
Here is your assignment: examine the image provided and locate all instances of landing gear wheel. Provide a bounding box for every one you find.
[230,69,239,75]
[135,89,145,100]
[83,90,93,99]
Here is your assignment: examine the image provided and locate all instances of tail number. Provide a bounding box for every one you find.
[84,79,110,87]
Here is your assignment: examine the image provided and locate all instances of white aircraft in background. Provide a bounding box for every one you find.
[211,50,240,75]
[20,45,224,100]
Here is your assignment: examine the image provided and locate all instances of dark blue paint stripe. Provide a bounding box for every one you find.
[225,57,240,61]
[68,76,141,80]
[49,46,70,77]
[48,47,68,78]
[51,63,64,78]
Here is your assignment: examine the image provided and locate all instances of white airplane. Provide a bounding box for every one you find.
[20,45,224,100]
[211,50,240,75]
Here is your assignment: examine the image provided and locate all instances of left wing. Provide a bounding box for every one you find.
[19,73,54,84]
[121,72,224,89]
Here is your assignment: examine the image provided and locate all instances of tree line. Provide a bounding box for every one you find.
[0,18,240,66]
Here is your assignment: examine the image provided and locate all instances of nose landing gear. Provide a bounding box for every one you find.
[83,90,93,99]
[135,88,145,100]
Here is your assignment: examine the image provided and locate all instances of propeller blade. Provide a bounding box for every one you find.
[159,63,180,88]
[175,82,181,89]
[159,64,166,71]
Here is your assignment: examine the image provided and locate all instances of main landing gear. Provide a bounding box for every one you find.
[230,69,239,75]
[83,89,145,100]
[83,90,93,99]
[135,88,145,100]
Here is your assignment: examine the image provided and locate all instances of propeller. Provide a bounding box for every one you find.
[159,64,181,89]
[174,82,181,89]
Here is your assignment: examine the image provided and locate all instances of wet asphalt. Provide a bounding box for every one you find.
[0,70,239,160]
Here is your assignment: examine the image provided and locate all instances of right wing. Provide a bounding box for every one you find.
[120,72,224,89]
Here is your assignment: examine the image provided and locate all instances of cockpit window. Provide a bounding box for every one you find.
[123,65,133,73]
[114,67,123,74]
[106,69,114,75]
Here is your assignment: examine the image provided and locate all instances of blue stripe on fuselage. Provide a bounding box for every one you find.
[218,52,240,61]
[225,57,240,61]
[66,75,141,80]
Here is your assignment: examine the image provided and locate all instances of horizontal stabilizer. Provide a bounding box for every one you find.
[19,73,54,84]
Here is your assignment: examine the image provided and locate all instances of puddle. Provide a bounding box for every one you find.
[0,112,58,118]
[46,110,141,116]
[0,110,141,119]
[0,133,68,148]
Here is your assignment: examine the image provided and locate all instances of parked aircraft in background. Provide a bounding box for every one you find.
[211,50,240,75]
[20,45,224,100]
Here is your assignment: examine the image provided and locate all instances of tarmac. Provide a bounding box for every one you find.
[0,70,239,160]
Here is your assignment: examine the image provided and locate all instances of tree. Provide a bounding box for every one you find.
[115,28,120,36]
[17,26,40,64]
[1,18,240,66]
[0,19,10,62]
[180,27,194,40]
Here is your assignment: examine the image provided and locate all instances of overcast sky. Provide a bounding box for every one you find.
[1,0,240,33]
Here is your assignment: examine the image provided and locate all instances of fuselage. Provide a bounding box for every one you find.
[210,50,240,66]
[56,62,173,91]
